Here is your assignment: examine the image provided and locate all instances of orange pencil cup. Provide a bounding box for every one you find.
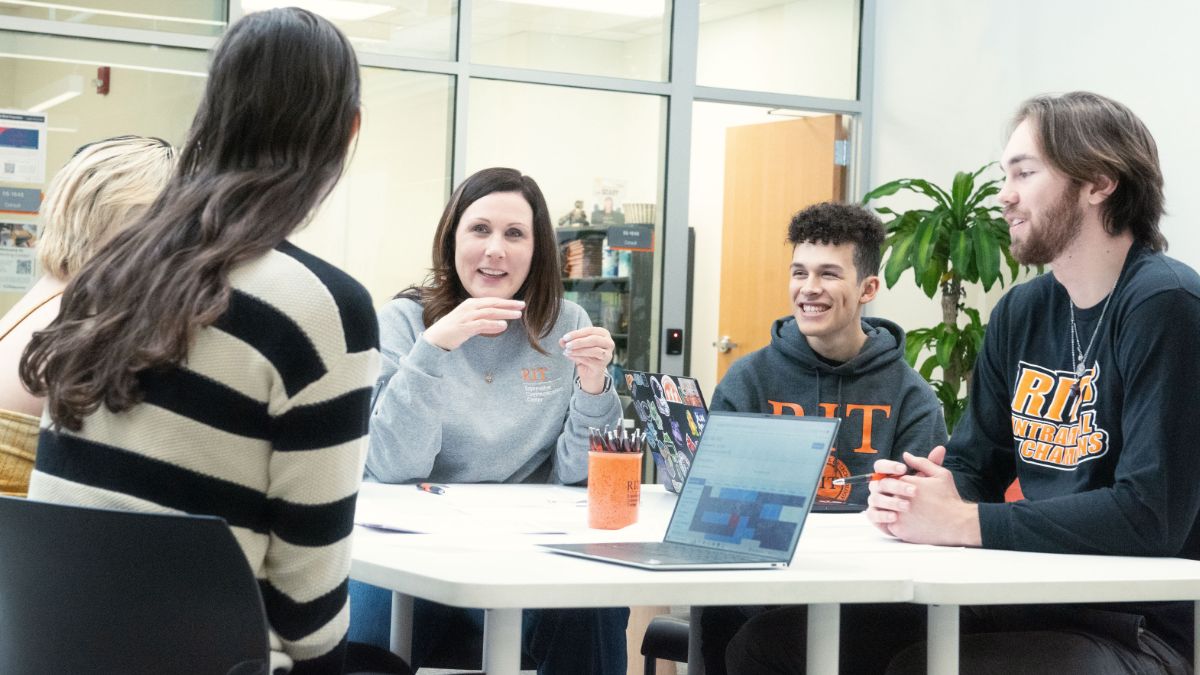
[587,450,642,529]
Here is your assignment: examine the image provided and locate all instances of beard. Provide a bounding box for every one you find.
[1008,185,1083,265]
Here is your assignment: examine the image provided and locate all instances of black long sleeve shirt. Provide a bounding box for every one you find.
[944,242,1200,657]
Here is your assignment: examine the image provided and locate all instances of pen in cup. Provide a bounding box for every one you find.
[586,426,643,529]
[588,425,645,453]
[416,482,447,495]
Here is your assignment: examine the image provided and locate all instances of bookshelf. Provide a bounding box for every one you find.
[556,226,653,395]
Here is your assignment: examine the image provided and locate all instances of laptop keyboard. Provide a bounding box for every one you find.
[593,541,769,564]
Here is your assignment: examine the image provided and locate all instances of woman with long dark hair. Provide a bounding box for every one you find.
[351,167,628,674]
[366,166,621,484]
[21,9,381,673]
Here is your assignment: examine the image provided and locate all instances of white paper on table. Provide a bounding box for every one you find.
[354,484,590,535]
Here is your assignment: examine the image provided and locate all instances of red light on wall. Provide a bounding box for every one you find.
[666,328,683,355]
[95,67,110,96]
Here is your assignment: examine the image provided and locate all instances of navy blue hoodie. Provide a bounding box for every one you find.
[711,315,947,504]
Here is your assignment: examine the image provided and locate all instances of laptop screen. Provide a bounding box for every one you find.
[663,412,839,559]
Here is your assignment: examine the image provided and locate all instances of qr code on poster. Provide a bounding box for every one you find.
[2,163,13,174]
[16,260,31,275]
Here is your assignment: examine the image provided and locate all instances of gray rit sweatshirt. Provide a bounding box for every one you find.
[365,297,622,485]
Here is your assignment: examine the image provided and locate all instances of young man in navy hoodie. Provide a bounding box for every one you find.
[711,201,947,504]
[702,201,948,674]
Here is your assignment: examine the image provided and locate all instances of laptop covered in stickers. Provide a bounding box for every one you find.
[623,370,708,493]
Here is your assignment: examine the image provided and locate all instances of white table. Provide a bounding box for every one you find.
[351,483,1200,674]
[350,482,914,675]
[762,514,1200,673]
[908,548,1200,675]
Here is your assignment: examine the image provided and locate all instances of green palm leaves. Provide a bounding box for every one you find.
[864,163,1030,430]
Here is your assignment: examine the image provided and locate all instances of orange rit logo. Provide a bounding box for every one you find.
[1009,360,1109,469]
[522,367,549,383]
[767,399,892,454]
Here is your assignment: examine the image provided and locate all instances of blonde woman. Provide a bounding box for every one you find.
[0,135,174,496]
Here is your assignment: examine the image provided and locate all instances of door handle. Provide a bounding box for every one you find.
[713,335,738,353]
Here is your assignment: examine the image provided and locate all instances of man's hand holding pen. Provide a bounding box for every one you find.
[864,445,983,547]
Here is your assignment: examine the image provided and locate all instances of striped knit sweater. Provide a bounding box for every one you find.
[28,241,380,674]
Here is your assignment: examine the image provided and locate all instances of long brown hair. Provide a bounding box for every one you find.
[21,7,361,431]
[1014,91,1167,251]
[399,167,562,353]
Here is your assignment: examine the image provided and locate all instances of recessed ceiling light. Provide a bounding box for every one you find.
[20,74,84,112]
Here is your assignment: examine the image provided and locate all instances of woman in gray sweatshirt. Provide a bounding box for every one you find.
[349,167,627,675]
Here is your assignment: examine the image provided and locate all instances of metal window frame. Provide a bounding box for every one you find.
[0,0,876,374]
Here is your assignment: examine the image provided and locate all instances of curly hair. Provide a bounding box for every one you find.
[786,201,885,279]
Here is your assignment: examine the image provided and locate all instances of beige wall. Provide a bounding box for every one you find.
[696,0,858,99]
[869,0,1200,329]
[296,68,454,307]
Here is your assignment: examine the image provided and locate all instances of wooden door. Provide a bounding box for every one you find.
[716,115,845,380]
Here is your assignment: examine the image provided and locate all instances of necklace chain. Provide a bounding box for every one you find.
[1068,278,1119,377]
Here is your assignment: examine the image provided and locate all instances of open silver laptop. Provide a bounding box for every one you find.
[542,411,840,570]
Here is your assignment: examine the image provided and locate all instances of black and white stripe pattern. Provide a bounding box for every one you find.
[29,241,380,674]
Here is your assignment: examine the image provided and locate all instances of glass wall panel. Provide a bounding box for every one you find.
[296,67,453,305]
[688,102,853,395]
[466,78,666,385]
[697,0,860,99]
[0,0,226,36]
[241,0,457,60]
[0,31,207,313]
[471,0,670,81]
[0,32,454,311]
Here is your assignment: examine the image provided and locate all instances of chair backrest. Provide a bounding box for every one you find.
[0,496,270,675]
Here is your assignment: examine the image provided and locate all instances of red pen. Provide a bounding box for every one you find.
[416,482,447,495]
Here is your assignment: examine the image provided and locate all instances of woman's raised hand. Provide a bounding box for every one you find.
[422,297,525,351]
[560,326,615,394]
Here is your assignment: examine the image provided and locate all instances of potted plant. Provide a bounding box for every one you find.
[863,163,1032,430]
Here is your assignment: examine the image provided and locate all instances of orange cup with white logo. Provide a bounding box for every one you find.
[587,451,642,529]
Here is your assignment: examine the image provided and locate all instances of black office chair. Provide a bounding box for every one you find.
[640,614,690,675]
[0,496,269,674]
[0,496,412,675]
